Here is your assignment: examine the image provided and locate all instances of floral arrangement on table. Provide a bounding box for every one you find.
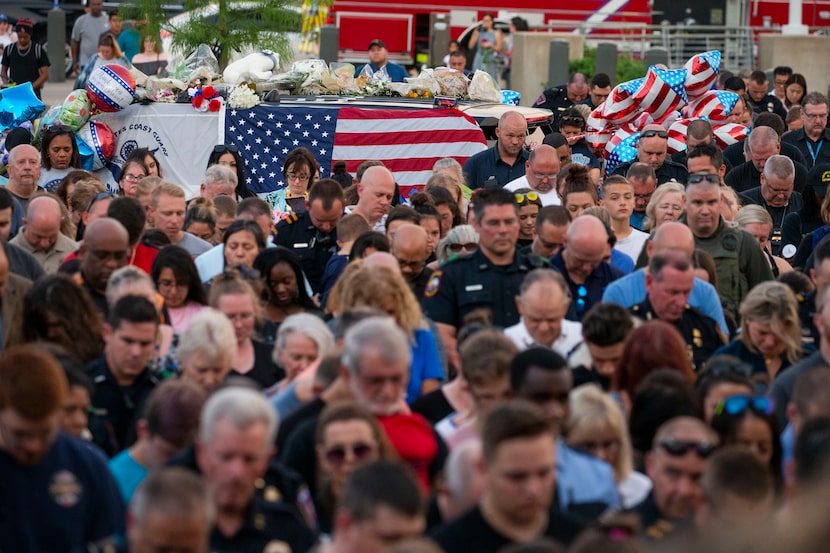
[189,85,224,112]
[227,85,261,109]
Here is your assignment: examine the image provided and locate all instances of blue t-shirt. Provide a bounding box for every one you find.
[0,432,125,551]
[556,439,621,512]
[355,62,408,82]
[610,249,634,274]
[108,448,148,504]
[602,268,729,335]
[407,327,443,404]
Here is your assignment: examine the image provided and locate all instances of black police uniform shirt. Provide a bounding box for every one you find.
[611,159,689,185]
[463,145,530,189]
[210,493,317,553]
[430,504,583,553]
[532,85,576,128]
[739,187,804,254]
[747,93,788,121]
[549,251,625,322]
[782,127,830,168]
[629,299,724,372]
[422,248,547,329]
[274,211,338,294]
[85,356,160,457]
[725,159,809,195]
[0,432,125,551]
[723,140,807,173]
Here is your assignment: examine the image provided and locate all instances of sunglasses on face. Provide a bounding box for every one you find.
[658,439,718,458]
[324,442,375,465]
[687,173,720,185]
[213,144,239,154]
[640,129,668,139]
[714,395,774,417]
[448,242,478,253]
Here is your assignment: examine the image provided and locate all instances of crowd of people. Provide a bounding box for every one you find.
[5,25,830,551]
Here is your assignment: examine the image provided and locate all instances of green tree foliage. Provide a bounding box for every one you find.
[119,0,302,70]
[567,47,649,85]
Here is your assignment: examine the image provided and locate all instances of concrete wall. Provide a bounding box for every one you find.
[511,32,585,107]
[758,35,830,99]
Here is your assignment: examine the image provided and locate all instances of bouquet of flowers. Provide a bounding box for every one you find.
[189,85,223,112]
[228,85,261,109]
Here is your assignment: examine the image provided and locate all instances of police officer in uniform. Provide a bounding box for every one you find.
[423,188,546,354]
[198,387,316,553]
[629,250,724,371]
[533,72,589,127]
[274,178,345,294]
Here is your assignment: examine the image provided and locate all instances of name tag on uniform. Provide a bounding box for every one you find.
[293,243,309,248]
[465,284,484,292]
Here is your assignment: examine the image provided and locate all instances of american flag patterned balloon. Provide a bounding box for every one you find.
[684,50,721,101]
[605,131,639,173]
[632,66,688,121]
[712,123,749,149]
[602,78,645,124]
[688,90,740,121]
[667,119,693,154]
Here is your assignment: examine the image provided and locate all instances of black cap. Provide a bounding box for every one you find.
[808,163,830,197]
[368,39,386,50]
[5,127,32,151]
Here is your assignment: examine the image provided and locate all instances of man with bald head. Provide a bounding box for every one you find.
[633,416,719,537]
[463,111,530,189]
[348,165,395,232]
[10,195,77,273]
[390,223,431,299]
[549,215,624,321]
[503,144,562,205]
[602,221,728,334]
[612,124,689,184]
[740,155,803,254]
[5,145,42,210]
[726,125,809,194]
[79,217,131,317]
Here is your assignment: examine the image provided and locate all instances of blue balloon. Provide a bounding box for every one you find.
[0,82,46,132]
[77,136,95,171]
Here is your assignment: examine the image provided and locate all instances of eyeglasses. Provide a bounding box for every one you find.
[560,116,585,127]
[640,129,668,139]
[714,395,774,417]
[658,439,718,458]
[803,111,829,120]
[515,191,540,204]
[448,242,478,253]
[531,170,558,181]
[213,144,239,154]
[575,285,587,315]
[687,173,720,185]
[122,173,144,183]
[286,172,311,181]
[324,442,376,465]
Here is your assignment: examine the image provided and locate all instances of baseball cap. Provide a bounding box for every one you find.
[5,128,33,151]
[368,39,386,50]
[14,18,33,34]
[0,14,8,22]
[808,163,830,197]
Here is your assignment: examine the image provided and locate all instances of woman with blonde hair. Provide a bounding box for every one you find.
[329,264,443,402]
[734,205,793,277]
[713,281,810,385]
[176,308,237,393]
[566,385,651,507]
[643,181,684,231]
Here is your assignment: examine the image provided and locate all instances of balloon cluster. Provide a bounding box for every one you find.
[586,51,749,173]
[0,83,46,133]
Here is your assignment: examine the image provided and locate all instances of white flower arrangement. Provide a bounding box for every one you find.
[228,85,261,109]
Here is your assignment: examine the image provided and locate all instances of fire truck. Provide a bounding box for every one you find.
[298,0,653,65]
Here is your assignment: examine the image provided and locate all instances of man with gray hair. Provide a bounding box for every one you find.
[196,386,315,552]
[783,91,830,167]
[200,164,238,199]
[505,268,582,356]
[9,195,77,273]
[726,125,809,193]
[127,467,214,553]
[740,154,803,255]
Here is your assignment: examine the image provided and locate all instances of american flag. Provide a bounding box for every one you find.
[633,66,688,122]
[684,50,721,100]
[224,105,487,199]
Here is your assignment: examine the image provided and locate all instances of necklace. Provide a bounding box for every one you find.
[15,42,31,57]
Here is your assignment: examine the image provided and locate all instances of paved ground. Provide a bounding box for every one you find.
[40,77,78,110]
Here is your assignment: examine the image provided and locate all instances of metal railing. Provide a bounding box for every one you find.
[537,21,768,70]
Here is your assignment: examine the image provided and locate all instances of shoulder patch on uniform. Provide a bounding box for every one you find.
[535,93,547,105]
[285,213,299,224]
[425,270,443,298]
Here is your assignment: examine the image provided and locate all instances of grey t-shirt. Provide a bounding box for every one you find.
[71,13,110,67]
[176,232,213,257]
